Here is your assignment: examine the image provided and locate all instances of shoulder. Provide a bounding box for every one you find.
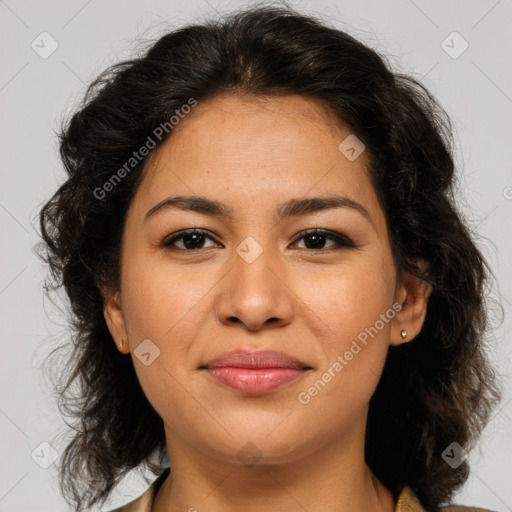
[106,468,170,512]
[397,486,497,512]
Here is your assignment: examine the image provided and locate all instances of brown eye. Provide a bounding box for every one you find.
[162,229,221,251]
[291,229,357,251]
[161,228,357,253]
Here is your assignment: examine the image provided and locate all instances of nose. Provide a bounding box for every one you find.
[214,247,294,332]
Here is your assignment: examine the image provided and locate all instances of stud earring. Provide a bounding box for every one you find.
[400,330,408,341]
[118,339,124,348]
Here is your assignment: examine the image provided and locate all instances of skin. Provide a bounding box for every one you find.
[104,93,431,512]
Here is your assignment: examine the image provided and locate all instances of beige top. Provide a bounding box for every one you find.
[108,468,495,512]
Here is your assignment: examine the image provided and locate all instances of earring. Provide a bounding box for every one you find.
[400,330,408,341]
[118,339,124,349]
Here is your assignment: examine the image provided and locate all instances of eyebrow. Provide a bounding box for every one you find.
[144,194,375,228]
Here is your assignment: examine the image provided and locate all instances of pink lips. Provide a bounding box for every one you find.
[201,350,311,395]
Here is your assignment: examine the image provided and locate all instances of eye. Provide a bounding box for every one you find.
[291,228,357,251]
[161,229,220,251]
[161,228,357,252]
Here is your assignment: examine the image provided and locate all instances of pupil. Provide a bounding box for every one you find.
[307,234,324,249]
[184,233,203,249]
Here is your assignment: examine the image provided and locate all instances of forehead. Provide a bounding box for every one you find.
[131,93,384,227]
[165,92,349,160]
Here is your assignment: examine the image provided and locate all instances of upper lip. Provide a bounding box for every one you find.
[200,350,311,370]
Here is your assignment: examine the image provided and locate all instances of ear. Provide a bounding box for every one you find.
[102,287,130,354]
[390,261,432,346]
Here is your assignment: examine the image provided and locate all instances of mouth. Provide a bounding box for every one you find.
[199,350,312,395]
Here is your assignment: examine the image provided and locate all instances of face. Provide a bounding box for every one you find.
[104,93,429,466]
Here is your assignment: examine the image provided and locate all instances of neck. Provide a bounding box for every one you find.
[153,419,395,512]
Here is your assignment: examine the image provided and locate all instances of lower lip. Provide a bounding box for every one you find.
[205,367,307,394]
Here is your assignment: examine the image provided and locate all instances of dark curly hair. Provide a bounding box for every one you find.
[38,4,501,511]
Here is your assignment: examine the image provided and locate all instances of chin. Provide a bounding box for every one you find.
[186,422,316,467]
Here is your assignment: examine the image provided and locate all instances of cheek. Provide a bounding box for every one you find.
[294,304,393,431]
[120,253,211,343]
[296,258,396,401]
[299,258,395,345]
[118,255,204,419]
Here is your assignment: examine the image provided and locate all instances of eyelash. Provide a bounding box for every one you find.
[161,228,358,252]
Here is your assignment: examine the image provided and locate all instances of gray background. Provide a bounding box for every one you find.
[1,0,511,510]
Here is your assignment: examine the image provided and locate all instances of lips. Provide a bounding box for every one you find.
[200,350,312,395]
[202,350,309,370]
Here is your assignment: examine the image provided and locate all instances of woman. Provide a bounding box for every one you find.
[39,5,501,512]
